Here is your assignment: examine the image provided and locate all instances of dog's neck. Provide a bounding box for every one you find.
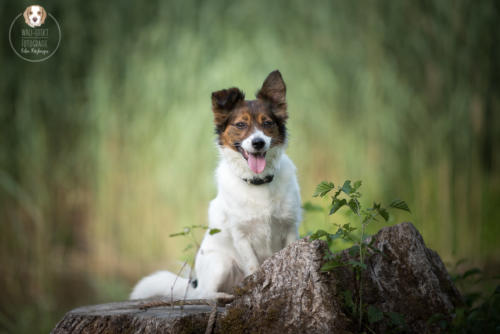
[218,145,284,184]
[242,174,274,185]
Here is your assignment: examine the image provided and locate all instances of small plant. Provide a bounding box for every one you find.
[441,260,500,333]
[169,225,220,302]
[309,180,410,331]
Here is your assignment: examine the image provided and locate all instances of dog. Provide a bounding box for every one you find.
[23,5,47,28]
[130,70,301,300]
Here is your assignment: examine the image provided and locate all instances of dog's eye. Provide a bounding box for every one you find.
[235,122,247,129]
[38,11,41,15]
[29,11,32,14]
[263,120,274,127]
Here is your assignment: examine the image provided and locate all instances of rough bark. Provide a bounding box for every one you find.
[51,300,221,334]
[216,237,352,333]
[52,222,463,334]
[334,222,464,333]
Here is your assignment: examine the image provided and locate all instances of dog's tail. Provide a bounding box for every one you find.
[130,270,195,300]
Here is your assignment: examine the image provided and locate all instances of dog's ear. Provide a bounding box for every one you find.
[211,87,244,134]
[41,7,47,24]
[23,6,30,25]
[256,70,287,122]
[212,87,244,111]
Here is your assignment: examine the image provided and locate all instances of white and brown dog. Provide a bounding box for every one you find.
[131,70,301,300]
[24,5,47,28]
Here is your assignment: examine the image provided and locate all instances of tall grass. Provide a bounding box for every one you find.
[0,0,499,332]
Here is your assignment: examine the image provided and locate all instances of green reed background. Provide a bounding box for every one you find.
[1,0,499,332]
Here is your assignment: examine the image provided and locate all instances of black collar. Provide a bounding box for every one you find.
[242,175,274,185]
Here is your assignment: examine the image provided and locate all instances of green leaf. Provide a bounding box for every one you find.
[313,181,335,197]
[462,268,481,279]
[342,223,357,233]
[330,198,347,215]
[387,312,406,327]
[310,229,329,240]
[348,198,360,214]
[353,180,362,190]
[183,244,194,252]
[373,204,389,222]
[326,230,343,243]
[209,228,221,235]
[348,245,360,257]
[341,180,353,195]
[389,199,411,213]
[332,188,342,200]
[362,214,375,225]
[321,260,345,271]
[347,260,367,270]
[367,305,384,324]
[379,208,389,221]
[302,201,324,212]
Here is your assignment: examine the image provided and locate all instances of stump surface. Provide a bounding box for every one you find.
[51,300,222,334]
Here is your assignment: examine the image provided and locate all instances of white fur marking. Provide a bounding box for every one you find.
[241,129,271,153]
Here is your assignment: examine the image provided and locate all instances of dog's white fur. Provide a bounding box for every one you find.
[130,143,301,299]
[131,79,301,301]
[24,5,46,28]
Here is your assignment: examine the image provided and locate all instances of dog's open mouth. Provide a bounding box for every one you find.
[239,148,267,174]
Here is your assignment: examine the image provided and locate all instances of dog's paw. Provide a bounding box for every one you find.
[215,292,234,299]
[245,265,259,276]
[204,291,234,302]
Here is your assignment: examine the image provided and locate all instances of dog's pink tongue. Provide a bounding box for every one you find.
[248,154,266,174]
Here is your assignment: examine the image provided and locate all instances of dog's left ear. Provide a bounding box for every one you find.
[23,6,30,25]
[41,7,47,23]
[257,70,287,122]
[211,87,245,134]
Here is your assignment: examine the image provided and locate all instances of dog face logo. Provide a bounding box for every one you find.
[23,5,47,28]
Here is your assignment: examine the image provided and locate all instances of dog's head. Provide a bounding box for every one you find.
[24,5,47,28]
[212,70,288,175]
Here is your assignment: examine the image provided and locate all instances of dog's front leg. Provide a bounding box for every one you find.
[232,229,260,276]
[283,222,299,248]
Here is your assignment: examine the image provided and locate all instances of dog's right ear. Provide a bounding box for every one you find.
[257,70,287,122]
[211,87,244,134]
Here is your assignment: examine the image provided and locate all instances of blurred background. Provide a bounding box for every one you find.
[1,0,499,332]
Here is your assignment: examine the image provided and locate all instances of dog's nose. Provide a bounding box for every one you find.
[33,17,37,22]
[252,138,265,150]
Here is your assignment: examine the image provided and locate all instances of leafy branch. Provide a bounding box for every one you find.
[310,179,410,332]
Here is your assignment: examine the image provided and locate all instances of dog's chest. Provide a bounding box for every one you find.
[226,186,294,260]
[236,214,288,261]
[224,180,293,221]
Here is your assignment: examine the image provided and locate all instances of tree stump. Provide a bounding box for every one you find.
[52,222,463,333]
